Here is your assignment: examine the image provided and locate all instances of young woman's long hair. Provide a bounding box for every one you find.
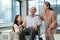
[12,14,22,32]
[44,2,54,11]
[14,15,22,26]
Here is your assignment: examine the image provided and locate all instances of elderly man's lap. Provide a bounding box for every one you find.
[19,28,38,40]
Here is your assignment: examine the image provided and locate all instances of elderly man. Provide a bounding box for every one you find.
[19,7,41,40]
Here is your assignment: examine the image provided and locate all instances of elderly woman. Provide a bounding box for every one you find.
[40,2,58,40]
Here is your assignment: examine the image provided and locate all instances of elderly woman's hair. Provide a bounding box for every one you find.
[44,2,54,11]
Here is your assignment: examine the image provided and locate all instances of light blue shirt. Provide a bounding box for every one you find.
[25,15,41,28]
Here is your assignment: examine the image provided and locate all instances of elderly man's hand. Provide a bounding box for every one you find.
[33,25,38,31]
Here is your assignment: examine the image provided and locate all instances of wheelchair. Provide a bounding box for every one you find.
[25,27,43,40]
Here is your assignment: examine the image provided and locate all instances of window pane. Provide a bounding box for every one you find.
[57,0,60,30]
[57,0,60,14]
[1,0,12,23]
[0,0,2,22]
[16,1,20,15]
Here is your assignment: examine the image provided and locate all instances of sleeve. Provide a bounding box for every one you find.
[37,16,42,25]
[52,11,56,22]
[13,24,19,32]
[49,11,58,29]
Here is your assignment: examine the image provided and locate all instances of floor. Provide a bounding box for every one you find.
[42,34,60,40]
[0,32,60,40]
[0,27,60,40]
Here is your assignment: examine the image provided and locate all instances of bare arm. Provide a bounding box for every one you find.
[40,13,44,21]
[22,19,26,28]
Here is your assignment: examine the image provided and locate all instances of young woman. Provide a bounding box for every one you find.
[40,2,58,40]
[13,14,23,32]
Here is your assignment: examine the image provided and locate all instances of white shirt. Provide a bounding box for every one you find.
[25,15,41,28]
[13,24,19,32]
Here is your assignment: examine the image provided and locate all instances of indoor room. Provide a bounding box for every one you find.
[0,0,60,40]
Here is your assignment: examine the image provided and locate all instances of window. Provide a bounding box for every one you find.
[57,0,60,15]
[16,1,20,15]
[0,0,20,23]
[57,0,60,30]
[0,0,12,23]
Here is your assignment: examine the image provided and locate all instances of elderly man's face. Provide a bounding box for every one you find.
[30,7,36,15]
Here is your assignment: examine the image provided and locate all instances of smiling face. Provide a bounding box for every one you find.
[14,15,22,25]
[43,3,49,10]
[30,7,36,15]
[17,15,22,23]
